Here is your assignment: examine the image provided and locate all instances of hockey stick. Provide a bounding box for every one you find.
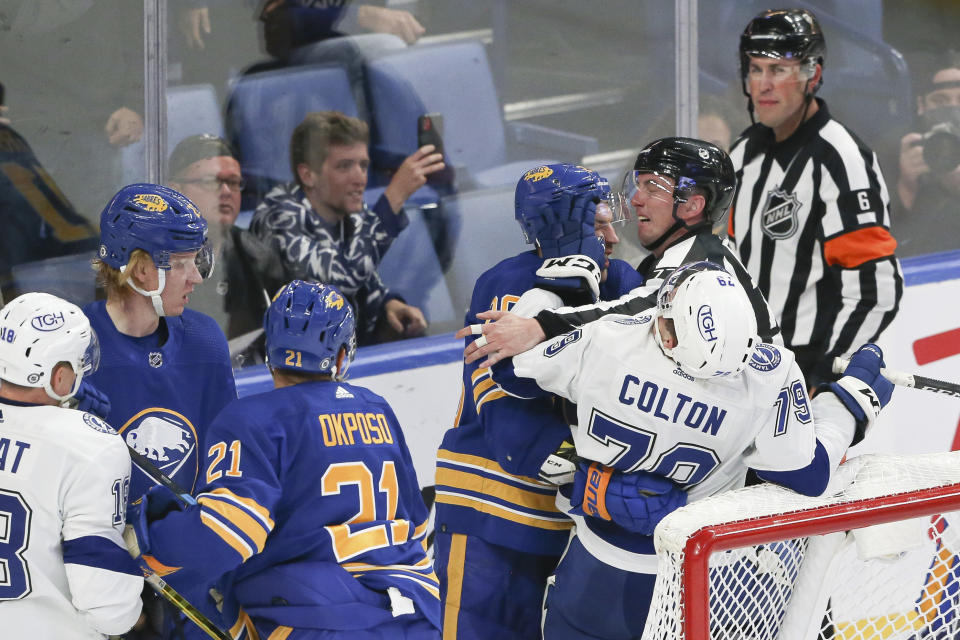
[832,357,960,398]
[124,446,233,640]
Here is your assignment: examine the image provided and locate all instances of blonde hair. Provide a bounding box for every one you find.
[94,249,154,300]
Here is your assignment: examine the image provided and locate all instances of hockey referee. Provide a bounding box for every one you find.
[728,8,903,387]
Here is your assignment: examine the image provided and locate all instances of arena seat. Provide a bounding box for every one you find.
[120,83,223,184]
[439,186,529,317]
[10,252,98,308]
[225,64,358,196]
[377,197,457,329]
[364,41,598,192]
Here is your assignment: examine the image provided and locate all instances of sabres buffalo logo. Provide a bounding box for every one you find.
[121,408,197,481]
[523,166,554,182]
[325,290,344,310]
[133,193,169,212]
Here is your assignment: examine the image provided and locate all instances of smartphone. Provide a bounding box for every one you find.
[417,113,444,156]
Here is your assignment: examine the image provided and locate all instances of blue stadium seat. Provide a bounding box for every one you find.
[364,41,598,191]
[225,64,358,192]
[439,186,529,317]
[120,83,224,184]
[10,252,98,308]
[377,196,457,329]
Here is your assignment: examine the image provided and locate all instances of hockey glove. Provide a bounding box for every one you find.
[827,343,894,445]
[538,439,579,485]
[532,192,606,305]
[70,380,112,419]
[569,462,687,536]
[128,484,195,577]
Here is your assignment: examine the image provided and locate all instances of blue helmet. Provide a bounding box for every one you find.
[514,163,614,248]
[98,183,212,275]
[264,280,357,380]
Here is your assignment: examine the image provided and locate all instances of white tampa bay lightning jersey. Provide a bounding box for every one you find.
[0,400,142,639]
[511,312,822,572]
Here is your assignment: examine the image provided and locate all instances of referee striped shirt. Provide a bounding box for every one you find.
[536,228,781,344]
[728,99,902,383]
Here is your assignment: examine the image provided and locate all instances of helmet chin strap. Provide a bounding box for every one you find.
[125,267,168,317]
[641,199,709,253]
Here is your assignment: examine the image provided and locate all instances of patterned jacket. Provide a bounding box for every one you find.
[251,182,406,343]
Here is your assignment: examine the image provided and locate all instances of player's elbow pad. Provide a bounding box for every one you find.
[754,441,831,497]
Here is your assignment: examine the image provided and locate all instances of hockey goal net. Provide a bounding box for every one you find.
[644,451,960,640]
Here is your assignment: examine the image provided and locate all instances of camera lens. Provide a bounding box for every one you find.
[922,125,960,174]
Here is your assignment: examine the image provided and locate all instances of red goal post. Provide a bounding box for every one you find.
[645,452,960,640]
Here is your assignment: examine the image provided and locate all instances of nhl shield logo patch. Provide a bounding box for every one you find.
[148,351,163,368]
[760,188,801,239]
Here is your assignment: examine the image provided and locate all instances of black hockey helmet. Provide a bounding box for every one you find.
[739,8,826,94]
[627,137,736,224]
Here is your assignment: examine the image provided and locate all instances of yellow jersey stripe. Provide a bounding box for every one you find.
[475,389,507,413]
[201,487,275,529]
[388,573,441,599]
[437,449,552,489]
[436,467,561,512]
[343,557,433,572]
[472,376,496,401]
[470,368,490,384]
[453,383,465,428]
[199,496,270,553]
[435,491,572,530]
[200,511,254,561]
[229,610,257,640]
[443,534,467,640]
[413,519,429,539]
[266,627,293,640]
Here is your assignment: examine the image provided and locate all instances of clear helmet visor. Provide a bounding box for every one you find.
[195,238,215,279]
[620,170,677,208]
[160,239,216,280]
[81,327,100,376]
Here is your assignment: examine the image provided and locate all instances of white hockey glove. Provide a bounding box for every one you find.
[534,254,602,306]
[827,344,894,445]
[538,439,579,485]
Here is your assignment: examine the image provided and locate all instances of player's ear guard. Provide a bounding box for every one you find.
[823,343,894,445]
[569,462,687,536]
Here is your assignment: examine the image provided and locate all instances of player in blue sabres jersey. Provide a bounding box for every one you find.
[434,164,644,639]
[82,183,236,639]
[84,183,235,510]
[128,280,440,639]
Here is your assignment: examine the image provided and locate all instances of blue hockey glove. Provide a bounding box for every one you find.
[534,192,606,265]
[569,462,687,536]
[827,343,894,445]
[128,484,195,577]
[73,380,112,419]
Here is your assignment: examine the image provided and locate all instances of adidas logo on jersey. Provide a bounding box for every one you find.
[335,386,354,399]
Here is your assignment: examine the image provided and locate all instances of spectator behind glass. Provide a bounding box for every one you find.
[250,110,443,345]
[893,51,960,257]
[0,1,144,220]
[256,1,422,119]
[0,81,99,302]
[167,134,286,361]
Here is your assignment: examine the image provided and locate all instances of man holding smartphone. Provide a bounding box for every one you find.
[251,110,444,344]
